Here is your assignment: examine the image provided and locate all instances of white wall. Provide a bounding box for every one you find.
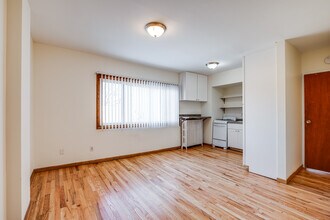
[6,0,31,218]
[0,0,6,218]
[32,43,182,168]
[222,84,242,97]
[202,68,243,144]
[179,101,202,115]
[30,37,34,172]
[277,41,303,179]
[208,68,243,88]
[285,42,302,179]
[6,0,22,218]
[301,46,330,74]
[245,42,303,180]
[21,0,31,215]
[244,48,277,179]
[276,41,286,179]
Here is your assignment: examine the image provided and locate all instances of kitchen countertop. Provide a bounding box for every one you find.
[179,114,211,121]
[180,116,211,120]
[228,121,243,124]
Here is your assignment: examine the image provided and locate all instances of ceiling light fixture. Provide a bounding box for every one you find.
[145,22,166,38]
[206,62,220,70]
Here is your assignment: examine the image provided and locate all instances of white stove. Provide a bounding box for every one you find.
[212,116,236,148]
[214,116,237,124]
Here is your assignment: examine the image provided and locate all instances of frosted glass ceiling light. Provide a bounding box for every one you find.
[206,62,219,70]
[145,22,166,38]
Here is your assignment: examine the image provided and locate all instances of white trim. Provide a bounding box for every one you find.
[301,75,305,167]
[242,57,246,166]
[302,68,330,75]
[275,42,280,179]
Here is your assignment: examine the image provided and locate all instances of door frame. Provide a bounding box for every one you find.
[302,74,305,167]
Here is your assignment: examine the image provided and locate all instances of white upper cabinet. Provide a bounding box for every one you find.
[197,74,207,101]
[180,72,198,101]
[180,72,207,102]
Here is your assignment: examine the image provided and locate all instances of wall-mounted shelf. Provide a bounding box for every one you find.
[220,95,242,101]
[220,95,243,109]
[220,104,243,109]
[219,85,243,114]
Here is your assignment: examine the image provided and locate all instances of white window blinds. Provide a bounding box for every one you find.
[97,74,179,129]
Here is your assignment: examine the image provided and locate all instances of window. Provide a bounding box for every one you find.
[96,74,179,129]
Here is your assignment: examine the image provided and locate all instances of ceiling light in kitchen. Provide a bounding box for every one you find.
[206,62,219,70]
[145,22,166,38]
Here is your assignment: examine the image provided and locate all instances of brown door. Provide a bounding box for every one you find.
[304,71,330,172]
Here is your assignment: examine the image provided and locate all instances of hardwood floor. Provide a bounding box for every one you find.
[26,146,330,220]
[289,168,330,198]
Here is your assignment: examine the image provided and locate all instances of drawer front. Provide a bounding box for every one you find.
[213,139,227,148]
[228,123,243,130]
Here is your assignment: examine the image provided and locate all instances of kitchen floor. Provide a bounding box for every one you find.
[26,146,330,219]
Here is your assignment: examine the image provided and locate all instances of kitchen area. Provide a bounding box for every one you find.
[213,83,243,150]
[179,69,244,152]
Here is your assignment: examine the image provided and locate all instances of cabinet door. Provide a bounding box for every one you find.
[186,120,196,146]
[196,120,203,144]
[228,129,236,147]
[197,74,207,101]
[236,129,243,149]
[181,72,197,101]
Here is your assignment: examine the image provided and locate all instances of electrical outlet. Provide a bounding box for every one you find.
[90,146,94,152]
[59,148,64,155]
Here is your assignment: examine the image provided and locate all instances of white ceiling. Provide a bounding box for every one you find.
[30,0,330,74]
[287,32,330,52]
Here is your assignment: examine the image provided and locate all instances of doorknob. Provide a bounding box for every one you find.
[306,120,312,124]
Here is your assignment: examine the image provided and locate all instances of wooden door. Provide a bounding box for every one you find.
[304,71,330,172]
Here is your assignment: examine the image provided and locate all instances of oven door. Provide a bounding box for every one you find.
[213,123,227,140]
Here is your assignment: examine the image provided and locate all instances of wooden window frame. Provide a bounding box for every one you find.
[96,74,102,129]
[96,74,178,130]
[96,74,125,129]
[96,74,139,130]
